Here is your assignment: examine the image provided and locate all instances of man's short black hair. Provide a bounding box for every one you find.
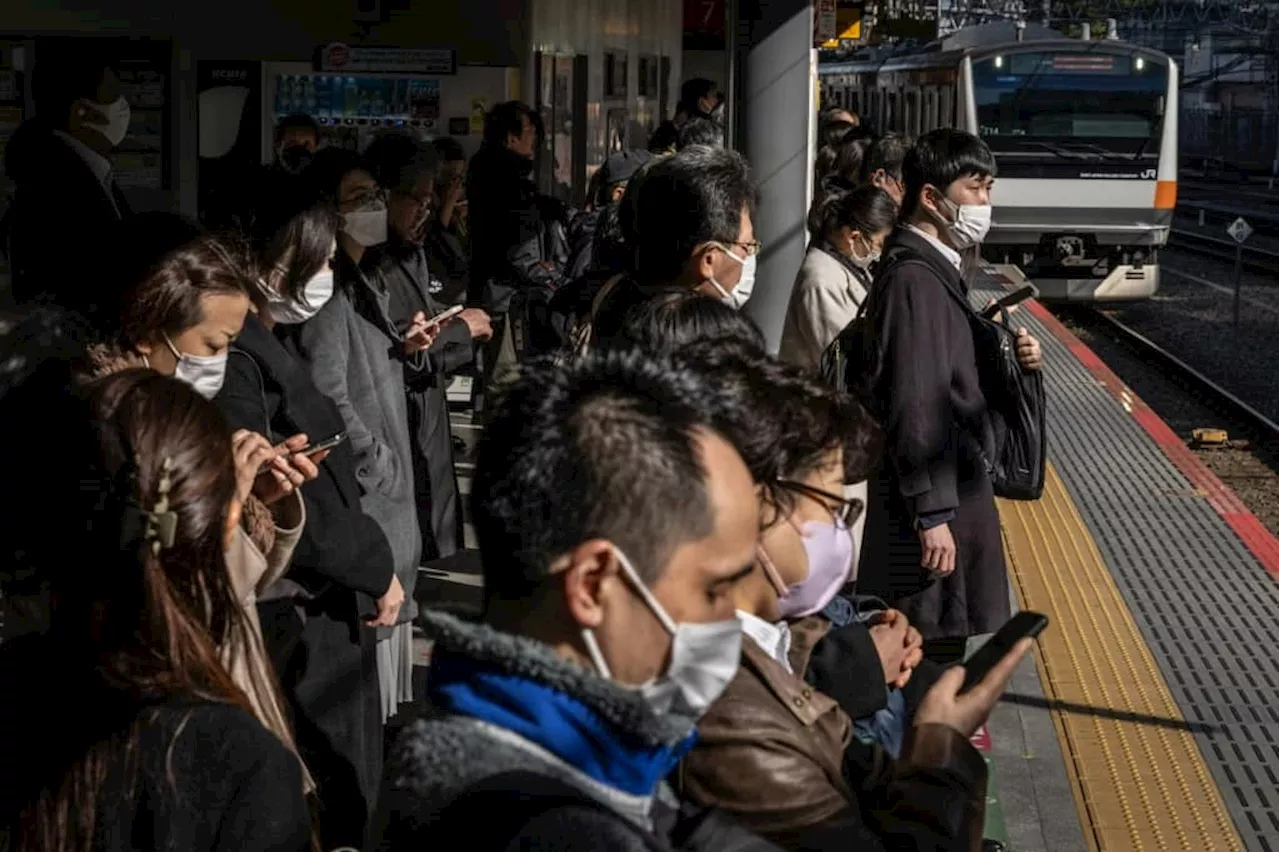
[32,47,112,130]
[860,133,910,185]
[679,78,718,113]
[673,341,884,509]
[630,145,755,283]
[431,136,467,162]
[901,128,997,219]
[363,132,439,193]
[483,100,538,150]
[472,349,744,598]
[677,117,723,150]
[275,114,320,146]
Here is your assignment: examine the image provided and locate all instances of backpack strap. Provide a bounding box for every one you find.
[430,770,667,851]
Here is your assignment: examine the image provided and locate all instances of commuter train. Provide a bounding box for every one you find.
[820,23,1179,301]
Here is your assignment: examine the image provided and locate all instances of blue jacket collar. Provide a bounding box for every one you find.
[421,612,698,798]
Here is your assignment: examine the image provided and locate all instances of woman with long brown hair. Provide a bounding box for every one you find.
[78,223,319,793]
[0,369,311,851]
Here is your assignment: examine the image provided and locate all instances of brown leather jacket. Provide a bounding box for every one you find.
[678,619,989,851]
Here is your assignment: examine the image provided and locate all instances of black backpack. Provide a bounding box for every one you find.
[823,254,1046,501]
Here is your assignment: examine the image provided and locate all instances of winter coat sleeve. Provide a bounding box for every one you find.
[876,267,961,519]
[803,620,891,720]
[508,203,567,295]
[298,292,405,501]
[219,346,395,600]
[426,307,476,375]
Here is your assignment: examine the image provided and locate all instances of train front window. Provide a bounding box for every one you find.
[973,50,1167,156]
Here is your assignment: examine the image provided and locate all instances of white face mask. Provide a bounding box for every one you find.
[343,202,389,247]
[582,547,742,723]
[163,333,227,400]
[847,235,881,272]
[84,96,131,148]
[708,244,756,311]
[933,194,992,250]
[262,268,335,325]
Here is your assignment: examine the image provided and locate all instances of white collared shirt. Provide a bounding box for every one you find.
[736,609,793,674]
[53,129,119,215]
[905,223,962,272]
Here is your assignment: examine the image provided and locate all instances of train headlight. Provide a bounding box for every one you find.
[1134,57,1145,71]
[994,55,1004,69]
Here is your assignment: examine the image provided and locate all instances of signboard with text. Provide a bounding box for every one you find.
[317,43,456,76]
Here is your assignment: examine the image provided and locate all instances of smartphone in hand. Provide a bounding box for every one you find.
[960,611,1048,693]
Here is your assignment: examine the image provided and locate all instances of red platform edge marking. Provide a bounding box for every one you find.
[1025,300,1279,580]
[970,724,992,752]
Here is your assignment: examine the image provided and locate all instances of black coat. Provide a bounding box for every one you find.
[1,121,130,312]
[0,637,311,852]
[373,241,475,559]
[215,312,392,845]
[217,312,395,607]
[856,227,1008,639]
[422,218,471,307]
[466,145,570,316]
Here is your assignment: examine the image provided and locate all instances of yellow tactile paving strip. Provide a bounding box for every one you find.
[999,462,1244,852]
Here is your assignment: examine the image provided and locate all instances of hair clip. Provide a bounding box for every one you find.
[143,456,178,554]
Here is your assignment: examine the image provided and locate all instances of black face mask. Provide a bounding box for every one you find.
[279,145,314,175]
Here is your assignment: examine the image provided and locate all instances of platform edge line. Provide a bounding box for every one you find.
[1025,299,1279,581]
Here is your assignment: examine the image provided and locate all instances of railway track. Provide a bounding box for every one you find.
[1069,307,1279,442]
[1168,228,1279,274]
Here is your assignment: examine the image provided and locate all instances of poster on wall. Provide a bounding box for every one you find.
[114,58,167,192]
[196,59,262,227]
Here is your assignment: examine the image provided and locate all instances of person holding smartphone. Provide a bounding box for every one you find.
[296,148,439,733]
[216,185,404,850]
[364,133,492,562]
[665,342,1035,851]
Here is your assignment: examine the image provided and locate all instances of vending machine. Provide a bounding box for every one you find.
[260,47,514,161]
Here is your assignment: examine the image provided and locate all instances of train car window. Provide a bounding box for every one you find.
[971,50,1167,157]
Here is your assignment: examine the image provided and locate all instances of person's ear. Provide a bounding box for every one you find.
[692,244,719,282]
[559,539,619,630]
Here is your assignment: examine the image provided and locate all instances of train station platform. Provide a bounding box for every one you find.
[976,266,1278,852]
[415,270,1279,852]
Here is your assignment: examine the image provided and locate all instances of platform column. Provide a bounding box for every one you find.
[734,0,817,354]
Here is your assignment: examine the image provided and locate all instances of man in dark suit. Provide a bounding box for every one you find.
[2,46,132,314]
[858,129,1043,658]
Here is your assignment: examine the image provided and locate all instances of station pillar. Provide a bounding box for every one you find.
[735,0,817,353]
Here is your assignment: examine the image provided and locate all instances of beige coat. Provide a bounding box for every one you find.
[223,492,314,792]
[779,245,871,373]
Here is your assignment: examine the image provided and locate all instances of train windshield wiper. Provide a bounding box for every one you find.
[1026,141,1102,161]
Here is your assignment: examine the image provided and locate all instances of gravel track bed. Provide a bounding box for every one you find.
[1095,256,1279,423]
[1055,310,1277,536]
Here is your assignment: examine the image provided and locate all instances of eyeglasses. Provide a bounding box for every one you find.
[731,239,762,257]
[342,187,387,209]
[777,479,864,527]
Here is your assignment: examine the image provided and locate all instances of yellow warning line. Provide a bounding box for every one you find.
[999,462,1243,852]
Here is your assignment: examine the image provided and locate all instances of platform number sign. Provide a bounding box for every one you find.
[1227,216,1254,244]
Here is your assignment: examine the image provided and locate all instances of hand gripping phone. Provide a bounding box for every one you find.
[960,611,1049,693]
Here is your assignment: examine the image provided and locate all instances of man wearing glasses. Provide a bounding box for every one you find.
[585,145,761,349]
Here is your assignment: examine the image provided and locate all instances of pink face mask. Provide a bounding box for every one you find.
[757,515,855,619]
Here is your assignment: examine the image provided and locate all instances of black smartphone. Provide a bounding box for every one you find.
[981,284,1038,320]
[960,611,1049,693]
[301,431,347,458]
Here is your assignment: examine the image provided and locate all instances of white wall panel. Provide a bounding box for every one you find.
[529,0,682,185]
